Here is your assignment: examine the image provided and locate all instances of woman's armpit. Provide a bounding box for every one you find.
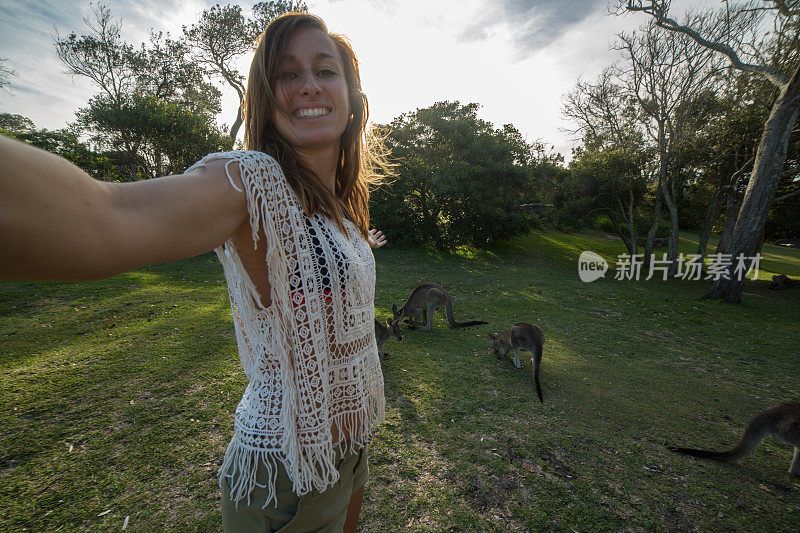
[232,226,272,309]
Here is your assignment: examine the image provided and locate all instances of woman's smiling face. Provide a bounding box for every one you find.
[272,26,351,154]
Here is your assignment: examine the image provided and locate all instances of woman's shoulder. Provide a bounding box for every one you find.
[185,150,287,192]
[188,150,280,171]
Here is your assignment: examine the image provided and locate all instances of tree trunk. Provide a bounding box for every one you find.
[706,64,800,302]
[229,103,243,145]
[609,210,634,255]
[715,182,739,254]
[628,188,638,256]
[755,225,766,254]
[644,184,662,267]
[655,121,679,275]
[661,176,680,277]
[696,184,721,259]
[614,194,637,255]
[714,155,754,255]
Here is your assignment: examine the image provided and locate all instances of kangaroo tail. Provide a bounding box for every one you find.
[668,445,755,462]
[445,301,488,328]
[669,413,773,462]
[451,320,489,328]
[532,339,543,403]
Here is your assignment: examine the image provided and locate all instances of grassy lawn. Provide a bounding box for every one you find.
[1,229,798,531]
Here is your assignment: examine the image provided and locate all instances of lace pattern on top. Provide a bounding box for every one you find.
[186,150,385,508]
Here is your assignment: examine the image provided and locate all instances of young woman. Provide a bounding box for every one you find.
[0,13,388,532]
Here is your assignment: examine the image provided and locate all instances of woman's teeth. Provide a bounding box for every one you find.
[295,108,330,118]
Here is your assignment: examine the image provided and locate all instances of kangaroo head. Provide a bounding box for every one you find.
[387,318,403,341]
[392,304,403,320]
[488,334,502,357]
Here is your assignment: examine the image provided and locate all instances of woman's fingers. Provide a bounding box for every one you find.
[368,229,387,249]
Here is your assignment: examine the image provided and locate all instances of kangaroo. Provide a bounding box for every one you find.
[374,317,403,359]
[489,323,545,403]
[392,282,488,331]
[669,402,800,476]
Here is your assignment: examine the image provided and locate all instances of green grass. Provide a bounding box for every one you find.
[1,230,798,531]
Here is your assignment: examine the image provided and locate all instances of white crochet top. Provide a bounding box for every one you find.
[186,150,385,508]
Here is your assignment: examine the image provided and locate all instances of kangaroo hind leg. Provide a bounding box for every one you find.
[406,308,422,329]
[791,447,799,476]
[417,301,436,331]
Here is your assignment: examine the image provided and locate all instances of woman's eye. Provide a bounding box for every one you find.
[278,71,296,81]
[318,68,338,78]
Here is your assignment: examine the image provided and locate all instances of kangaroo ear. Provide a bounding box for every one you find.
[392,304,398,314]
[386,318,392,326]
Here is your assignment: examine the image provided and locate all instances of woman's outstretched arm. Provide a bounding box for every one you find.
[0,135,247,281]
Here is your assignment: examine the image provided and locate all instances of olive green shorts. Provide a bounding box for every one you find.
[221,445,369,532]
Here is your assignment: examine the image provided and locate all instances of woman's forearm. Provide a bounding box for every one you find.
[0,135,247,281]
[0,135,119,280]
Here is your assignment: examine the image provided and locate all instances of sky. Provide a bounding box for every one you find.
[0,0,704,159]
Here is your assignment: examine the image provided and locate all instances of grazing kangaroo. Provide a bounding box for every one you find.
[392,282,488,331]
[489,323,545,403]
[374,318,403,359]
[669,402,800,476]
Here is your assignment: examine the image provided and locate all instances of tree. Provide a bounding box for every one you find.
[563,67,649,254]
[56,5,221,114]
[75,93,229,179]
[0,113,34,132]
[55,3,228,180]
[561,146,648,253]
[251,1,309,24]
[134,31,221,117]
[183,1,308,142]
[626,0,800,302]
[617,17,716,275]
[54,4,138,106]
[766,159,800,238]
[670,73,768,259]
[371,102,542,247]
[0,113,111,180]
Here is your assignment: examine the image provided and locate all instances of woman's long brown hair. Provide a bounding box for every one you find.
[243,13,389,239]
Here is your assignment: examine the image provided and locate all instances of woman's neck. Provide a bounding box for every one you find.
[295,144,339,194]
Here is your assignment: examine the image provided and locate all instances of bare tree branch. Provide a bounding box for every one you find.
[532,174,563,187]
[774,188,800,202]
[626,0,790,86]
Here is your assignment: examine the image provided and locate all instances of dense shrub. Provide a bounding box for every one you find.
[370,102,545,247]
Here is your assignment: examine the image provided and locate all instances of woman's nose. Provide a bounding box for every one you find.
[299,72,322,96]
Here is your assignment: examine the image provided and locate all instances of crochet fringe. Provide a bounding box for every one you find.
[219,442,281,509]
[219,398,386,509]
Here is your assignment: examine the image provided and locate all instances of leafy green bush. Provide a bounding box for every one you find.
[593,214,616,233]
[591,214,670,241]
[371,102,544,247]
